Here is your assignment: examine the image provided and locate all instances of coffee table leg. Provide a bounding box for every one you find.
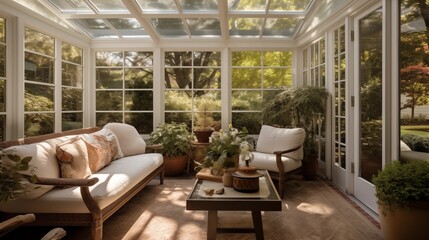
[252,211,264,240]
[207,210,218,240]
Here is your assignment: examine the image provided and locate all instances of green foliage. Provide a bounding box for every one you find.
[373,160,429,215]
[0,154,36,202]
[401,134,429,152]
[361,120,383,157]
[149,123,193,157]
[195,97,215,130]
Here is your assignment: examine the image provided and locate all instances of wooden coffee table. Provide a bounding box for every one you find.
[186,170,282,240]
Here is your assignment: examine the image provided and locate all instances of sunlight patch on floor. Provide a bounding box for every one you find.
[297,202,334,215]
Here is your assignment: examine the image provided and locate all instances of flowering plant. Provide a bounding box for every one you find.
[195,125,248,171]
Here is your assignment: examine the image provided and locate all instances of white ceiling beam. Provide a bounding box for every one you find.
[121,0,160,42]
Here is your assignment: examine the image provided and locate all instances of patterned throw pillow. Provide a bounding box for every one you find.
[56,136,91,179]
[81,128,124,173]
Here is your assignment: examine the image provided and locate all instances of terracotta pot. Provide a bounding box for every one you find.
[163,155,188,177]
[194,129,213,143]
[379,201,429,240]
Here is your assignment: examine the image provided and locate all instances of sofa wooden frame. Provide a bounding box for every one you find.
[0,127,165,240]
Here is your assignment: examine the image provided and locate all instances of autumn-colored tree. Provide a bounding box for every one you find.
[400,64,429,120]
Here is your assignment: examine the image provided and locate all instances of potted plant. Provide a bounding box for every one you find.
[261,86,328,179]
[194,97,215,143]
[372,160,429,240]
[149,123,193,176]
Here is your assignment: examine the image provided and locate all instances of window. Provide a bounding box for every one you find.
[62,42,83,131]
[304,38,325,87]
[231,51,292,134]
[24,27,55,136]
[164,51,221,130]
[95,51,154,134]
[0,17,5,140]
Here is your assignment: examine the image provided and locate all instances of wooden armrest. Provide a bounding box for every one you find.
[35,177,99,187]
[273,146,302,155]
[0,214,35,236]
[146,143,163,151]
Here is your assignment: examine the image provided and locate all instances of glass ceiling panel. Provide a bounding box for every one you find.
[187,18,221,36]
[48,0,92,13]
[136,0,178,12]
[71,19,118,38]
[151,18,187,37]
[228,0,266,11]
[263,18,299,37]
[90,0,128,13]
[270,0,312,11]
[107,18,148,37]
[179,0,218,11]
[229,18,262,36]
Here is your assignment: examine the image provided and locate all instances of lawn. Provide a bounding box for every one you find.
[401,125,429,137]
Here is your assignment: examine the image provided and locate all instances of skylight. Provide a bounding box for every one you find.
[11,0,314,40]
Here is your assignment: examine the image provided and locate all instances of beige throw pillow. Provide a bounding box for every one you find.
[56,136,91,179]
[103,123,146,156]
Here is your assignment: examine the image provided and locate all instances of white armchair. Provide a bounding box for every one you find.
[251,125,306,198]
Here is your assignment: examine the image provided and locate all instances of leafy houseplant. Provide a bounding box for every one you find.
[372,160,429,240]
[0,154,36,202]
[149,123,193,176]
[194,97,215,143]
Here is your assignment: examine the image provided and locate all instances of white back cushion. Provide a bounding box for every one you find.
[103,123,146,157]
[256,125,306,161]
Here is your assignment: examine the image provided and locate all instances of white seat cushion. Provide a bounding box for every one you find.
[0,153,163,213]
[251,151,302,173]
[256,125,306,161]
[103,123,146,157]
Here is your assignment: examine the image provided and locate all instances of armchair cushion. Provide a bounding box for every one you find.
[103,123,146,157]
[256,125,306,161]
[251,152,302,173]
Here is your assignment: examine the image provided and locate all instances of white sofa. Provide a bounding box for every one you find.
[0,123,164,240]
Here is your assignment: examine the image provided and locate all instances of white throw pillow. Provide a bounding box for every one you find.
[103,123,146,157]
[400,140,412,151]
[256,125,306,161]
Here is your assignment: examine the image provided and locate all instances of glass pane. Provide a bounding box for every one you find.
[400,0,429,161]
[96,112,123,127]
[232,51,261,66]
[231,68,261,88]
[187,18,221,36]
[96,91,123,110]
[137,0,178,12]
[125,90,153,110]
[231,90,262,110]
[49,0,91,12]
[125,68,153,88]
[62,42,82,64]
[151,18,187,37]
[263,68,292,88]
[62,113,83,131]
[25,113,54,137]
[264,51,292,66]
[165,90,191,110]
[107,18,147,37]
[321,38,326,64]
[96,69,123,89]
[62,88,83,111]
[340,25,346,53]
[228,0,265,11]
[25,28,54,56]
[0,18,4,43]
[263,18,298,37]
[90,0,128,12]
[180,0,218,11]
[194,51,221,66]
[165,112,192,129]
[270,0,311,11]
[62,63,83,87]
[25,83,54,111]
[96,51,123,66]
[165,68,192,89]
[125,51,153,66]
[0,79,4,111]
[0,45,4,78]
[340,53,346,80]
[359,9,383,182]
[194,91,221,111]
[193,68,221,89]
[229,18,261,36]
[25,52,54,83]
[340,81,345,116]
[71,19,118,38]
[165,51,192,66]
[232,112,261,134]
[0,115,5,141]
[125,112,153,134]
